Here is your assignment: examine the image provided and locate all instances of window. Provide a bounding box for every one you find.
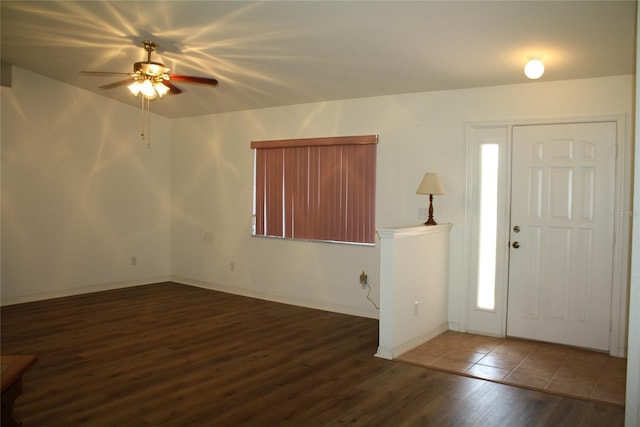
[251,135,377,244]
[477,143,499,310]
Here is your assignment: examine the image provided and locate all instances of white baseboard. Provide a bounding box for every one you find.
[1,276,381,321]
[448,321,462,332]
[374,347,394,360]
[171,276,380,320]
[0,276,172,306]
[375,322,449,360]
[464,329,506,338]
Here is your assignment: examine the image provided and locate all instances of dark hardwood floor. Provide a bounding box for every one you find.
[1,282,625,426]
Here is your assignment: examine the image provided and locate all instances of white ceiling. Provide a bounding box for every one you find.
[1,1,636,119]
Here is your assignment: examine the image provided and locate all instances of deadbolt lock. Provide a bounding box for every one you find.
[513,225,520,233]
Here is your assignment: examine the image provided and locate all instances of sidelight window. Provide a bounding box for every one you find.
[477,144,499,310]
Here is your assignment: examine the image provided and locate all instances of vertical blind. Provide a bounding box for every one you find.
[251,135,377,244]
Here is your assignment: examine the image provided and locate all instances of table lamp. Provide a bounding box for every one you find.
[416,172,445,225]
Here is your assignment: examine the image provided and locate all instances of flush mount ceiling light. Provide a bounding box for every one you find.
[524,58,545,79]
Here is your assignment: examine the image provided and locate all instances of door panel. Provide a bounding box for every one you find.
[507,122,616,351]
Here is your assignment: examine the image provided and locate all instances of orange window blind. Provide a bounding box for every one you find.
[252,135,377,244]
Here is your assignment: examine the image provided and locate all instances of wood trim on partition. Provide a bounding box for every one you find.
[250,134,378,149]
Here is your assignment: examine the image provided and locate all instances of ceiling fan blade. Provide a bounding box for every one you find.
[99,78,135,90]
[162,81,182,94]
[81,71,132,77]
[169,74,219,87]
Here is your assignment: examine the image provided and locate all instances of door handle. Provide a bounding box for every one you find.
[512,241,520,249]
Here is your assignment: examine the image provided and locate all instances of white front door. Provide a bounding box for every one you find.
[506,122,617,351]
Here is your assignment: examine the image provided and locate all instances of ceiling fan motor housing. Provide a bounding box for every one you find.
[134,62,169,77]
[135,41,170,82]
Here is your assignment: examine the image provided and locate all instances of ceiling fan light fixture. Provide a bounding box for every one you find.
[128,77,169,99]
[154,82,169,98]
[139,79,158,99]
[127,81,141,96]
[524,58,544,79]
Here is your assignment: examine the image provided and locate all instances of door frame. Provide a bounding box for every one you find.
[462,115,630,357]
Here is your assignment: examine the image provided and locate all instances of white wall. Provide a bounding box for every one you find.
[1,63,635,419]
[1,67,172,303]
[627,91,640,423]
[1,67,633,333]
[169,108,380,317]
[624,6,640,423]
[170,75,634,322]
[377,224,451,359]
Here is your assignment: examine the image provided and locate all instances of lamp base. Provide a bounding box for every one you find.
[424,194,438,226]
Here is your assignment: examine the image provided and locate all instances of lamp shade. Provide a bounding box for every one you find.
[416,173,445,195]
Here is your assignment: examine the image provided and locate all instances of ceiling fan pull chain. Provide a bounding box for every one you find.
[145,98,151,148]
[139,96,151,148]
[140,95,145,141]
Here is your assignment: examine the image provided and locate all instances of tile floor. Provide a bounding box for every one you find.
[397,331,627,407]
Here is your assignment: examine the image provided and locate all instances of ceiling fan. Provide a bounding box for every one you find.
[82,40,219,100]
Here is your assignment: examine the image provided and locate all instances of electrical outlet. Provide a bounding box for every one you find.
[359,271,368,286]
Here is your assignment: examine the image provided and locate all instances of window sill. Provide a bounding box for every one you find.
[251,234,375,247]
